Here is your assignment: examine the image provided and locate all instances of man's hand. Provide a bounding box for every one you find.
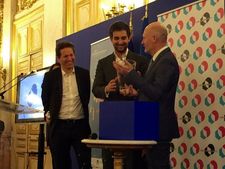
[128,85,138,96]
[113,60,133,75]
[119,84,138,97]
[45,111,51,124]
[105,78,118,93]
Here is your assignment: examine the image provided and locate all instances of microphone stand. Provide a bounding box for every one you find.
[38,123,45,169]
[0,71,37,100]
[0,73,23,99]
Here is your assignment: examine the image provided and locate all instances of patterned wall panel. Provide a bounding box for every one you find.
[158,0,225,168]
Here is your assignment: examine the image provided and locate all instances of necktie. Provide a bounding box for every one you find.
[145,58,154,76]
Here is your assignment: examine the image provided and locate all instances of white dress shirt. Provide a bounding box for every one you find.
[58,68,84,120]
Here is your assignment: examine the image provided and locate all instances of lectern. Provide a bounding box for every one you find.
[99,101,159,140]
[82,139,157,169]
[83,101,159,169]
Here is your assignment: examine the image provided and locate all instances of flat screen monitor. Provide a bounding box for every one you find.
[15,68,49,123]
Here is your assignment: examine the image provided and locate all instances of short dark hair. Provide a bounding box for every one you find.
[109,21,131,38]
[55,41,75,58]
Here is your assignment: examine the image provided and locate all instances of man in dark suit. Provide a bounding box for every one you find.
[41,63,60,169]
[114,22,180,169]
[41,42,92,169]
[92,21,148,100]
[92,21,149,169]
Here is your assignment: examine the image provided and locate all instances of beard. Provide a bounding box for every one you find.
[114,44,128,54]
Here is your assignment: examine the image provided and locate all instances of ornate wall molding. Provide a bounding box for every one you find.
[0,0,5,87]
[0,0,3,59]
[17,0,38,11]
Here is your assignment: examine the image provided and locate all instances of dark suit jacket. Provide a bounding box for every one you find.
[41,66,91,141]
[92,50,149,100]
[124,48,180,141]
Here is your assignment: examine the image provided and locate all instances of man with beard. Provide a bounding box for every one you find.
[92,21,149,169]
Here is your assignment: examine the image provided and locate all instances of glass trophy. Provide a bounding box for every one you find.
[116,59,136,94]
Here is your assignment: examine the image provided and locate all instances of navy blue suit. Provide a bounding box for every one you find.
[124,47,180,169]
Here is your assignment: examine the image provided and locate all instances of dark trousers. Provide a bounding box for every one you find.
[49,144,56,169]
[46,124,56,169]
[102,149,147,169]
[146,142,171,169]
[50,119,91,169]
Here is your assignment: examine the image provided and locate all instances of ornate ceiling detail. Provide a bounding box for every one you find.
[18,0,38,11]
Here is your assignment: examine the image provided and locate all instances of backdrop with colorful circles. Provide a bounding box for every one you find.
[158,0,225,168]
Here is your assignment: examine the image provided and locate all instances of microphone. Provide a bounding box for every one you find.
[0,71,37,99]
[28,70,37,74]
[0,73,24,92]
[89,133,98,139]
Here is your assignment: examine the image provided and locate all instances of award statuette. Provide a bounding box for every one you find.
[116,59,136,94]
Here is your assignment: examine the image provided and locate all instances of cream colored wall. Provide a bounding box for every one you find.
[43,0,147,67]
[1,1,17,168]
[68,0,146,33]
[2,0,149,71]
[1,0,17,101]
[42,0,65,67]
[1,0,17,132]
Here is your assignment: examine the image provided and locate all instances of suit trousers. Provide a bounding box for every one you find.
[146,142,171,169]
[50,119,91,169]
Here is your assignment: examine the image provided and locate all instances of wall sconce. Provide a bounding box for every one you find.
[102,3,135,20]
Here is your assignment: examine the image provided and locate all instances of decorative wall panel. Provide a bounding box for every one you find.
[30,18,42,52]
[158,0,225,168]
[17,26,29,57]
[75,0,91,31]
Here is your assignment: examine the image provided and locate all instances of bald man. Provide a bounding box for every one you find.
[113,22,180,169]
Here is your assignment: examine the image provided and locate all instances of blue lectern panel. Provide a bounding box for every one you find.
[99,101,159,140]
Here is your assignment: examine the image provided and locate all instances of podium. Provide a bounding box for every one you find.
[82,139,156,169]
[0,99,45,169]
[83,101,159,169]
[99,101,159,140]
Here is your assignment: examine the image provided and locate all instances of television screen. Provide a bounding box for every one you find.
[16,68,49,123]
